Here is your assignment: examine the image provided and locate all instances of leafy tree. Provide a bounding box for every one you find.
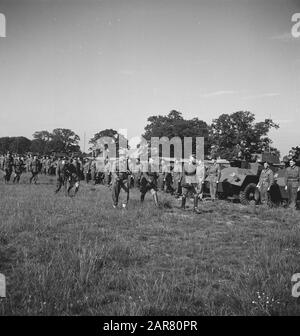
[9,137,31,154]
[30,128,80,154]
[143,110,209,157]
[0,136,31,154]
[209,111,279,160]
[89,129,128,156]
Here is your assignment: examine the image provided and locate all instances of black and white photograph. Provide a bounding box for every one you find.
[0,0,300,319]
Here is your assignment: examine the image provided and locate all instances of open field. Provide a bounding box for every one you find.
[0,173,300,316]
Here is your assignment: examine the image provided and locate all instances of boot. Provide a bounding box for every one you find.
[140,193,145,203]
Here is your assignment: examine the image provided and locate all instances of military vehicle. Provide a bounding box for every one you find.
[203,152,280,205]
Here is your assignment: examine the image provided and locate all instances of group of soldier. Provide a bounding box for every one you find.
[1,150,299,211]
[0,152,222,212]
[257,152,300,210]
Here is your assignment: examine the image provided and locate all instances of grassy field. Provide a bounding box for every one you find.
[0,172,300,316]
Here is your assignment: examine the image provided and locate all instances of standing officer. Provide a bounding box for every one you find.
[130,158,143,188]
[284,158,300,209]
[111,156,131,208]
[257,161,274,205]
[207,157,221,201]
[180,154,202,213]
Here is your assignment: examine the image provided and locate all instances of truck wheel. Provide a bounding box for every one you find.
[239,183,260,205]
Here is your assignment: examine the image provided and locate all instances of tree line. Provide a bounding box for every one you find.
[0,110,285,159]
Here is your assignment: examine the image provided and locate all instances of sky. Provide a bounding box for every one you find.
[0,0,299,156]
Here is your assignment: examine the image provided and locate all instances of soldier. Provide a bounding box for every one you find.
[284,158,300,209]
[111,156,131,208]
[180,154,202,213]
[257,161,274,205]
[13,155,24,183]
[207,157,221,201]
[3,153,13,183]
[29,155,40,184]
[139,157,159,207]
[172,158,182,198]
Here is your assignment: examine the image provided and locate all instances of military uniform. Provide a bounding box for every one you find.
[207,163,221,200]
[111,159,131,207]
[258,167,274,204]
[284,165,300,209]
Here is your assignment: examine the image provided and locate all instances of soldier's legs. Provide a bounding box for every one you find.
[181,186,190,209]
[150,188,159,207]
[120,178,130,206]
[260,184,269,204]
[209,179,217,200]
[55,176,63,193]
[287,183,298,209]
[112,179,121,206]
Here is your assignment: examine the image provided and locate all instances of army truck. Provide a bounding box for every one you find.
[203,152,280,205]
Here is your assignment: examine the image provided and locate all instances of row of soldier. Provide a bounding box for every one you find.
[0,152,222,212]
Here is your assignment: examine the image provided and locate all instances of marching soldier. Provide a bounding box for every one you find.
[180,154,202,213]
[284,158,300,209]
[139,157,159,207]
[207,157,221,201]
[111,156,131,208]
[29,156,40,184]
[257,161,274,205]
